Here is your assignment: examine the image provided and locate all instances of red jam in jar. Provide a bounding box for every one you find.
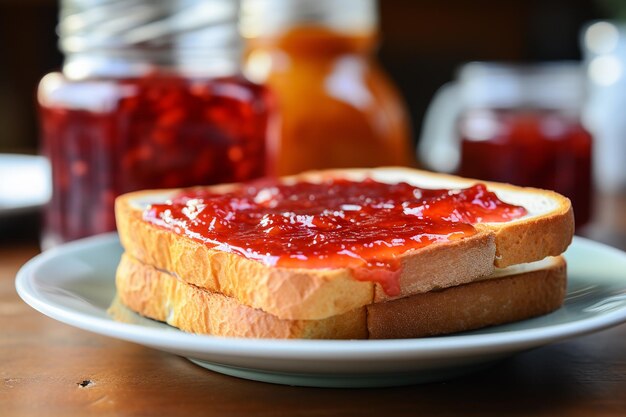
[39,74,273,246]
[458,108,592,227]
[144,178,527,295]
[38,0,275,248]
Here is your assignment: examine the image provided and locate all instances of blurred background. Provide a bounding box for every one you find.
[0,0,604,153]
[1,0,625,247]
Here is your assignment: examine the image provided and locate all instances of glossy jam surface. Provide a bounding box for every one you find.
[39,73,273,246]
[458,108,592,227]
[144,178,527,295]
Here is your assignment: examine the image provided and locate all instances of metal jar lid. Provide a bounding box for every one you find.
[59,0,242,78]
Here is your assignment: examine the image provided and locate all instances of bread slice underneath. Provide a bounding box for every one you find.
[114,254,567,339]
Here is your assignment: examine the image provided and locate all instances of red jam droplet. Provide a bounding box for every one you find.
[144,178,527,296]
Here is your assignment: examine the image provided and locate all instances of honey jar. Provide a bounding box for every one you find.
[241,0,413,175]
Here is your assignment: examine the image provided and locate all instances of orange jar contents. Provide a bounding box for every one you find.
[38,0,274,247]
[242,0,413,175]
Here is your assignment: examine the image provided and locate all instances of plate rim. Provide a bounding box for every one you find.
[15,233,626,361]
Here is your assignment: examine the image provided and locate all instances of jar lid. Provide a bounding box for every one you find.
[457,61,587,110]
[240,0,378,38]
[59,0,242,78]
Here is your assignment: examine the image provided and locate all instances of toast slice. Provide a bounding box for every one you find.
[114,254,567,339]
[115,167,573,320]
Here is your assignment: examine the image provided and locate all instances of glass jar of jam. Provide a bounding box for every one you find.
[419,62,593,227]
[38,0,275,248]
[240,0,413,175]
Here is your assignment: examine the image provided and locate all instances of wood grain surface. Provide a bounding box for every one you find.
[1,193,625,417]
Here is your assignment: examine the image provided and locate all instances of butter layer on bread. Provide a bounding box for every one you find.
[115,167,573,320]
[114,253,566,339]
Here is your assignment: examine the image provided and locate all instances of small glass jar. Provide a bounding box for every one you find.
[240,0,413,175]
[420,62,593,227]
[38,0,275,247]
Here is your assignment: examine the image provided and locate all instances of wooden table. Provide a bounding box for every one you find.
[2,194,626,417]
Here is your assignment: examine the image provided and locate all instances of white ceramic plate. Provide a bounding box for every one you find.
[0,154,51,215]
[15,234,626,387]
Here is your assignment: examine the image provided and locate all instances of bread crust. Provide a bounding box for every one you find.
[478,206,574,267]
[115,254,566,339]
[367,257,567,339]
[115,167,572,320]
[115,253,367,339]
